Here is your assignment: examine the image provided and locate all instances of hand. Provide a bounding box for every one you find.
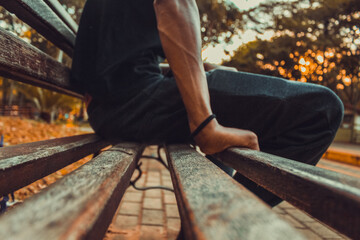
[192,119,260,155]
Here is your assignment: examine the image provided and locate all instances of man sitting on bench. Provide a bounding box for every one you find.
[71,0,344,206]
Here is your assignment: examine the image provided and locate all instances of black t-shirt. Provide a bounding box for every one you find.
[71,0,165,98]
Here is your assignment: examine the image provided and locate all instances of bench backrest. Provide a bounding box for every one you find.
[0,0,79,97]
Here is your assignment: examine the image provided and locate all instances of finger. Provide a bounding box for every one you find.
[227,128,259,151]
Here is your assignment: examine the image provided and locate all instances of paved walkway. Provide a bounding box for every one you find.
[104,147,358,240]
[104,147,179,240]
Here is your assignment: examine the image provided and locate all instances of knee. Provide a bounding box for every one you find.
[314,86,344,134]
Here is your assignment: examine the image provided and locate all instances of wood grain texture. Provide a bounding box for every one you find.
[43,0,78,34]
[215,148,360,240]
[0,0,75,56]
[0,134,110,196]
[166,145,304,240]
[0,27,82,98]
[0,143,143,240]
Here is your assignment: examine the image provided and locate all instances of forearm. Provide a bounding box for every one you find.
[154,0,259,153]
[153,0,212,131]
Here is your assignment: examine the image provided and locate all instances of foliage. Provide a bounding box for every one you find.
[61,0,243,46]
[224,0,360,141]
[226,0,360,108]
[196,0,243,46]
[59,0,86,24]
[16,83,81,123]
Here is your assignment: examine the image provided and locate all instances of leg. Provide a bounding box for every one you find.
[207,69,344,206]
[87,75,190,143]
[88,69,343,206]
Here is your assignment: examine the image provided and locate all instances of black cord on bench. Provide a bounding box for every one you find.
[130,162,174,192]
[141,145,169,170]
[129,145,174,192]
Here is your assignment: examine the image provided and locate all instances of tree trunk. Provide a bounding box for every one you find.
[50,110,56,124]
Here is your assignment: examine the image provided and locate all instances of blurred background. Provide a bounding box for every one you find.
[0,1,359,238]
[0,0,359,144]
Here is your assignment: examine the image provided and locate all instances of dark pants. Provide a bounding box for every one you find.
[88,69,344,206]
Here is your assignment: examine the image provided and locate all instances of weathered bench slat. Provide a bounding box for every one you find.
[0,27,81,98]
[216,148,360,239]
[0,143,143,240]
[0,0,75,56]
[166,145,304,240]
[43,0,78,34]
[0,134,109,196]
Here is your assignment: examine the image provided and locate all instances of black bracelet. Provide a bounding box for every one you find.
[189,114,216,140]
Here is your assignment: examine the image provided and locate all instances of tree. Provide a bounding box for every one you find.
[17,83,81,123]
[225,0,360,141]
[196,0,244,46]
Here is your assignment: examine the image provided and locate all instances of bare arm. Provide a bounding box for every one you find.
[154,0,259,154]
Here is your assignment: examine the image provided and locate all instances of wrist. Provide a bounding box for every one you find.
[189,111,213,132]
[189,114,217,139]
[190,115,218,141]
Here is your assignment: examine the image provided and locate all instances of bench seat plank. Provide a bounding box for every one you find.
[0,0,75,56]
[166,145,304,240]
[216,148,360,239]
[0,134,109,196]
[0,27,81,98]
[0,143,143,240]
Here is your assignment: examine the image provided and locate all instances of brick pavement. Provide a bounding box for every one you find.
[104,146,180,240]
[273,202,349,239]
[104,147,357,240]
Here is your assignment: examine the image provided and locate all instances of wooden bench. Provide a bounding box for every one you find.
[0,1,359,239]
